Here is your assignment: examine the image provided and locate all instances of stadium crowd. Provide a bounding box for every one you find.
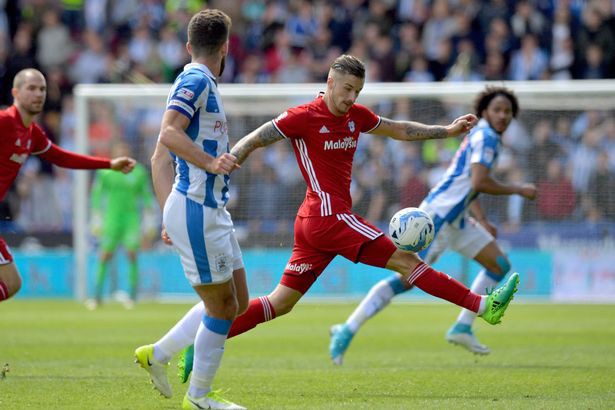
[1,0,615,243]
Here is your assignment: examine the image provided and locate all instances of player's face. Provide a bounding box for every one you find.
[14,74,46,116]
[329,73,364,115]
[483,95,513,134]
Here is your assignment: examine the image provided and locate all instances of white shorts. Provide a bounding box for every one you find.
[163,190,244,286]
[422,214,494,265]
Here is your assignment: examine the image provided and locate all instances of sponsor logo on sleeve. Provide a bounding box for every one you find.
[169,99,194,115]
[177,87,195,100]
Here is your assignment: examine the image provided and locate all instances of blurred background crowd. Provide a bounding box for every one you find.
[1,0,614,246]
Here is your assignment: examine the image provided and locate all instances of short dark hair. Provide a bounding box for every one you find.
[330,55,366,79]
[474,86,519,118]
[187,9,231,56]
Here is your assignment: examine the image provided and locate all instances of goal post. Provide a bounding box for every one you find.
[73,80,615,302]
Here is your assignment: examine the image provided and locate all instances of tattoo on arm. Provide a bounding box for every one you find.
[402,121,448,141]
[379,118,448,141]
[231,122,285,164]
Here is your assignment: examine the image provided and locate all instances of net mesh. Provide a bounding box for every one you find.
[73,81,615,299]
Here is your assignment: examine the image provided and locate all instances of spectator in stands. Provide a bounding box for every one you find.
[581,43,608,79]
[569,127,601,194]
[36,9,73,72]
[68,30,108,84]
[537,158,576,220]
[574,5,615,79]
[526,119,565,182]
[510,0,548,46]
[509,33,549,80]
[549,4,574,80]
[585,151,615,221]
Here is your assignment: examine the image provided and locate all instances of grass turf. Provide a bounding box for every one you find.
[1,300,614,409]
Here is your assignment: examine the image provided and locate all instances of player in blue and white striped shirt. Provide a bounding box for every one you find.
[134,9,248,410]
[330,87,537,363]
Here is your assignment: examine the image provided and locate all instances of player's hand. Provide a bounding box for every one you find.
[208,153,240,175]
[518,183,537,200]
[161,227,173,245]
[110,156,136,173]
[447,114,478,137]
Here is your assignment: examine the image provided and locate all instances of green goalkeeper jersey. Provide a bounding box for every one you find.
[90,163,153,225]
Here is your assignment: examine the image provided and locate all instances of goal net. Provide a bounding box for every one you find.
[73,81,615,302]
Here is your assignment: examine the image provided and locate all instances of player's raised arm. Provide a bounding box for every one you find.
[230,121,285,165]
[370,113,478,141]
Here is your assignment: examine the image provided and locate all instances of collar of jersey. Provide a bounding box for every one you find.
[184,62,217,85]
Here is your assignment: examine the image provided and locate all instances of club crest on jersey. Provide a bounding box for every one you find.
[348,121,355,132]
[324,136,357,151]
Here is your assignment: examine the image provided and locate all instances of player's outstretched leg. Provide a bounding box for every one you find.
[183,390,246,410]
[479,272,519,325]
[134,344,172,398]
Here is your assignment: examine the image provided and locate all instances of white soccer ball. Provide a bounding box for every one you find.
[388,207,435,252]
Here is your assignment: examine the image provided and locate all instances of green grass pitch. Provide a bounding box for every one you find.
[1,300,614,409]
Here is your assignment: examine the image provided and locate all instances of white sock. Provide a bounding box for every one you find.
[458,270,500,325]
[346,279,396,333]
[153,302,204,363]
[188,315,232,398]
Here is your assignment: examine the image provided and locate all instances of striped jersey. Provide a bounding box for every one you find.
[166,63,230,208]
[272,95,380,217]
[421,118,501,227]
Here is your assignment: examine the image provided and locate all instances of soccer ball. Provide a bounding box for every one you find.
[388,207,435,252]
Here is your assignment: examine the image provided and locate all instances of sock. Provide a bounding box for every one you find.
[154,302,204,363]
[0,281,8,301]
[228,296,276,338]
[457,269,502,325]
[128,259,138,301]
[95,260,109,303]
[409,262,482,313]
[346,275,404,333]
[188,315,232,398]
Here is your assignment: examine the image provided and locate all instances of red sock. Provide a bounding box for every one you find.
[228,296,276,338]
[0,281,8,301]
[409,262,481,313]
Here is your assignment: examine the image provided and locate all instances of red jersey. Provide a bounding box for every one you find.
[0,105,51,201]
[272,95,380,217]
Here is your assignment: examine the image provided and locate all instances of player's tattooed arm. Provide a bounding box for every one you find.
[373,117,448,141]
[231,122,285,165]
[371,114,477,141]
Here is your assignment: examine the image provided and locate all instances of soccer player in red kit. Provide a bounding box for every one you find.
[177,55,519,380]
[0,68,136,303]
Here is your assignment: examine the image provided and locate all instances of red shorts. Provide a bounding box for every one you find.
[281,213,397,294]
[0,237,14,265]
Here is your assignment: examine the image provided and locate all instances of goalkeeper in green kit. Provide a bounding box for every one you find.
[87,142,155,309]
